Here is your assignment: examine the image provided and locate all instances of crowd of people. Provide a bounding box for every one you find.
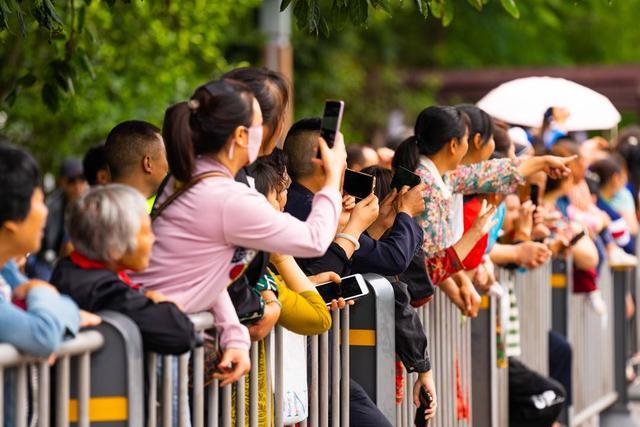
[1,66,639,427]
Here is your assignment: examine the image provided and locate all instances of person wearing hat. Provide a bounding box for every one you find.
[27,158,88,280]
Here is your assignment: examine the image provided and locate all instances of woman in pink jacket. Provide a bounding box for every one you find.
[132,79,346,385]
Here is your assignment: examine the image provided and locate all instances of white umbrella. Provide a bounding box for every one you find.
[476,76,621,131]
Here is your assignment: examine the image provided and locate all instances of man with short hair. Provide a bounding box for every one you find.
[104,120,169,210]
[284,118,431,427]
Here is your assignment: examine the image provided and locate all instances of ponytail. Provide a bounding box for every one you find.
[392,136,420,172]
[161,79,255,182]
[163,102,195,183]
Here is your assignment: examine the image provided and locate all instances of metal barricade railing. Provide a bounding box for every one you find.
[395,288,473,427]
[0,330,105,427]
[565,262,617,426]
[511,263,552,374]
[147,307,353,427]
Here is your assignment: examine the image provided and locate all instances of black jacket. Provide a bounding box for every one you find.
[51,258,196,355]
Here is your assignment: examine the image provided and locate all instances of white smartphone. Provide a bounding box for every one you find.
[315,274,369,306]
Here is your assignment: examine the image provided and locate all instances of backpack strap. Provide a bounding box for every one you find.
[150,171,226,221]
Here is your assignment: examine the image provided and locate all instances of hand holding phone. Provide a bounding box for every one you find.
[315,274,369,306]
[343,169,376,201]
[391,166,421,192]
[414,387,433,427]
[320,100,345,150]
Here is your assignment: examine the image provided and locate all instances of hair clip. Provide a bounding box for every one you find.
[188,99,200,111]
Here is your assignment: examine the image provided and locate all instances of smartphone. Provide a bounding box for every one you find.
[316,274,369,306]
[568,230,586,247]
[343,169,375,201]
[320,100,345,149]
[530,184,540,206]
[414,387,433,427]
[390,166,421,192]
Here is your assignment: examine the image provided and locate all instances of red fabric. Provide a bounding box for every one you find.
[396,360,405,404]
[70,251,140,290]
[424,246,464,286]
[455,354,471,421]
[462,197,489,270]
[573,268,597,293]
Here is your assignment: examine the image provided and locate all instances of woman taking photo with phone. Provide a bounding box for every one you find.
[132,78,346,386]
[395,105,575,260]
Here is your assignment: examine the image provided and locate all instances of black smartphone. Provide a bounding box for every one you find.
[315,274,369,306]
[414,387,432,427]
[343,169,375,201]
[320,100,345,149]
[568,230,586,247]
[391,166,421,192]
[530,184,540,206]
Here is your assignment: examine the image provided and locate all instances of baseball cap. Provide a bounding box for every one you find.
[59,158,84,180]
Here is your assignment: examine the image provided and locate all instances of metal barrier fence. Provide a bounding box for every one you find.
[147,309,351,427]
[0,330,105,427]
[395,287,473,427]
[566,262,617,426]
[512,263,553,375]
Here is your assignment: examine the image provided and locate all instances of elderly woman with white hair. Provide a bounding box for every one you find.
[50,184,195,354]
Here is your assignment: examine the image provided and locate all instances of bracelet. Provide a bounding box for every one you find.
[336,233,361,250]
[264,298,282,308]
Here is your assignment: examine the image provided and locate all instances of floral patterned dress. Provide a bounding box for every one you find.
[416,156,525,258]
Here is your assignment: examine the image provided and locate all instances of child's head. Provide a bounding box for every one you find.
[250,149,291,212]
[456,104,494,163]
[414,106,470,170]
[589,157,625,196]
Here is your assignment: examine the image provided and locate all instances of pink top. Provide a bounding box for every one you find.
[132,157,342,350]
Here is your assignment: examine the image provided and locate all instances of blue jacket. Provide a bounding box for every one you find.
[0,260,79,357]
[285,181,422,276]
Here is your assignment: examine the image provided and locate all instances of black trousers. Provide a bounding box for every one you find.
[509,357,566,427]
[548,330,573,406]
[349,379,393,427]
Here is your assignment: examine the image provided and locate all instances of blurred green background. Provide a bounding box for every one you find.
[1,0,640,171]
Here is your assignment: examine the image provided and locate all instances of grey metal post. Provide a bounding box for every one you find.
[77,352,90,427]
[0,368,3,424]
[192,346,204,427]
[331,310,340,427]
[147,353,158,427]
[222,384,231,427]
[15,364,27,427]
[38,360,50,427]
[341,306,350,427]
[162,356,173,427]
[602,267,640,426]
[310,335,319,427]
[207,381,219,427]
[275,327,284,427]
[320,331,329,427]
[236,376,246,427]
[178,353,189,427]
[249,342,259,427]
[56,356,70,427]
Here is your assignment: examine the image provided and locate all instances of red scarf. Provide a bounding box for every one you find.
[70,251,140,290]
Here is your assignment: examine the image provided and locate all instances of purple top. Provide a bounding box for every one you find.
[132,157,341,350]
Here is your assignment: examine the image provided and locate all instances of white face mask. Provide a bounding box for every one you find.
[246,124,264,164]
[228,124,264,164]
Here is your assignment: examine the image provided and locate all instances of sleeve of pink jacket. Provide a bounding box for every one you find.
[210,288,251,350]
[222,186,342,257]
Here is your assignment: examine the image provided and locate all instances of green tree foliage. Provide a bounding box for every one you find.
[291,0,640,143]
[0,0,260,169]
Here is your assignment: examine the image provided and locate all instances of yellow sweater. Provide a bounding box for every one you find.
[232,270,332,426]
